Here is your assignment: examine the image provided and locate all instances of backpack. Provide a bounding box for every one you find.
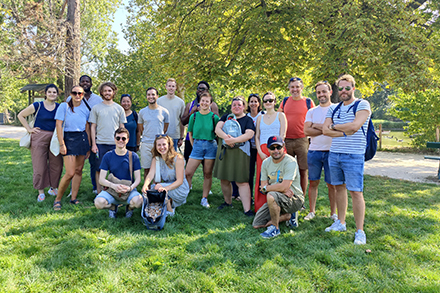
[221,114,244,149]
[192,111,216,132]
[331,100,379,161]
[282,97,312,110]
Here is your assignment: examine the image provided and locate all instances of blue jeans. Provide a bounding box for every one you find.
[173,139,179,151]
[328,152,365,192]
[95,189,141,206]
[307,150,331,184]
[190,139,217,160]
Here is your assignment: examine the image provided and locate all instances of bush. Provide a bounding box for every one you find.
[372,119,408,130]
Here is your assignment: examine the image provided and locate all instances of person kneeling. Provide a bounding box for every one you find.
[94,127,143,218]
[252,136,304,238]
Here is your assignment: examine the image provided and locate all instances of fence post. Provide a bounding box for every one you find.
[379,124,382,149]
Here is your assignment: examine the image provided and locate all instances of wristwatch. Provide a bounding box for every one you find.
[262,185,267,194]
[330,124,336,130]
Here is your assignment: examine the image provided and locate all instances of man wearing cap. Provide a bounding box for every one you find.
[252,136,304,239]
[157,78,185,151]
[278,77,315,200]
[181,81,219,163]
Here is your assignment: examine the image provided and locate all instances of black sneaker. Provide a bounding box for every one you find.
[244,210,254,217]
[217,202,233,210]
[109,204,118,218]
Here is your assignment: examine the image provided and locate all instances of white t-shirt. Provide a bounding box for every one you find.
[157,95,185,139]
[138,105,170,143]
[305,104,333,151]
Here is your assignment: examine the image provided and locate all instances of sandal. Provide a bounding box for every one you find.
[70,199,81,205]
[37,193,45,202]
[53,201,62,211]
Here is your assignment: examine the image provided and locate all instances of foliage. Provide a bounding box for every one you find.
[364,83,398,120]
[372,120,408,131]
[125,0,440,96]
[389,89,440,147]
[1,138,440,291]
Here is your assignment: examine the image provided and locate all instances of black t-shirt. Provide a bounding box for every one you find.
[220,113,256,135]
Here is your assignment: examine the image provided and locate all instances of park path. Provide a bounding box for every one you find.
[1,124,438,184]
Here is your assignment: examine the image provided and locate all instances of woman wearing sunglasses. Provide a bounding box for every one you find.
[254,92,287,212]
[142,134,189,216]
[52,86,91,210]
[18,84,63,202]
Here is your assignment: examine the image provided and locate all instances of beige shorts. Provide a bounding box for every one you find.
[285,137,309,170]
[140,142,154,169]
[252,191,303,227]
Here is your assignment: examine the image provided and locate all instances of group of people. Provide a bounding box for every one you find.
[19,74,371,245]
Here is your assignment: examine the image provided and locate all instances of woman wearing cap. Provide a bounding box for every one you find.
[213,96,255,216]
[254,92,287,212]
[120,94,140,152]
[18,84,63,202]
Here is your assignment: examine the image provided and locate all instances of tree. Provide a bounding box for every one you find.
[126,0,440,95]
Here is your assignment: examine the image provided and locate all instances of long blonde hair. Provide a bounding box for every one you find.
[151,135,180,168]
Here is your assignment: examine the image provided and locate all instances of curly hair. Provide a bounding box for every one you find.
[151,135,181,168]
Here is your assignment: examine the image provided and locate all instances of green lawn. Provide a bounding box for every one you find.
[1,138,439,292]
[378,131,412,148]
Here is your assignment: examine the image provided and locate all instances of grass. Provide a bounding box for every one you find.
[1,138,440,292]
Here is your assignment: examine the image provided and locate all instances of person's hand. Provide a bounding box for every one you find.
[177,139,183,148]
[60,144,67,155]
[91,144,98,154]
[28,127,40,134]
[189,105,199,115]
[114,184,130,193]
[141,184,149,194]
[258,151,268,160]
[224,135,236,148]
[284,188,294,198]
[154,183,167,192]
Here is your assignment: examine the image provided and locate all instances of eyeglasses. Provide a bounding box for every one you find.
[264,99,275,103]
[197,86,208,91]
[268,145,283,151]
[156,134,168,138]
[115,136,127,141]
[338,86,352,91]
[290,77,302,82]
[71,91,84,96]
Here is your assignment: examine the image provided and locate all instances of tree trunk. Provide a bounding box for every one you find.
[64,0,81,99]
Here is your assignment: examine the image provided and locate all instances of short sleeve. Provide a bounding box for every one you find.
[220,113,228,122]
[356,100,371,114]
[119,107,127,124]
[261,159,269,182]
[214,114,220,125]
[138,109,144,124]
[326,105,336,119]
[88,107,97,124]
[188,113,195,132]
[100,151,111,171]
[55,103,67,121]
[133,152,141,171]
[164,108,170,123]
[305,108,313,122]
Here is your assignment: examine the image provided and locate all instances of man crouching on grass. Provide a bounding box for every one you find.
[253,136,304,238]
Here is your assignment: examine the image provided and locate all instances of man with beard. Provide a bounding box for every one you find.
[157,78,185,151]
[322,74,371,245]
[89,82,126,193]
[138,87,169,177]
[252,136,304,239]
[181,81,219,163]
[303,81,337,222]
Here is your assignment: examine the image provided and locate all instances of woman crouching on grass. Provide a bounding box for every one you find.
[185,91,220,208]
[17,84,63,202]
[53,85,90,211]
[142,135,189,216]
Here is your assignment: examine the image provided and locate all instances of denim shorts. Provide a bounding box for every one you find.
[307,150,331,183]
[190,139,217,160]
[328,152,365,192]
[95,189,141,206]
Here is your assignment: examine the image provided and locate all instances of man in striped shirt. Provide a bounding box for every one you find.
[322,74,371,245]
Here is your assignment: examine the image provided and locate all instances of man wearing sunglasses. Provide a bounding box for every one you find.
[252,136,304,239]
[322,74,371,245]
[94,127,143,218]
[181,81,219,163]
[279,77,315,199]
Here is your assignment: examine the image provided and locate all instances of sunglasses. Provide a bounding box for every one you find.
[264,99,275,103]
[338,86,352,91]
[115,136,127,141]
[290,77,302,82]
[121,94,131,98]
[197,86,208,91]
[269,145,283,151]
[71,91,84,96]
[156,134,168,138]
[249,93,260,98]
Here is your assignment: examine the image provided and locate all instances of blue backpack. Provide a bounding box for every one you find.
[221,114,244,148]
[331,100,379,161]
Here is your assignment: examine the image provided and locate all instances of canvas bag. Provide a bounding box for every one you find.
[19,102,42,148]
[104,151,133,201]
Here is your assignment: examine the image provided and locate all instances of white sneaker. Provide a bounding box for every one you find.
[304,212,315,221]
[209,190,213,195]
[67,189,72,198]
[330,214,338,221]
[354,230,367,245]
[325,220,346,232]
[93,189,98,195]
[200,197,210,208]
[48,187,58,196]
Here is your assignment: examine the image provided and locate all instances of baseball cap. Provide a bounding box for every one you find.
[267,136,284,148]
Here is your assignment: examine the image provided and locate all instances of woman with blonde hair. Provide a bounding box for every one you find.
[142,135,189,216]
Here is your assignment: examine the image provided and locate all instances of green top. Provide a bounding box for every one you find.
[188,112,219,141]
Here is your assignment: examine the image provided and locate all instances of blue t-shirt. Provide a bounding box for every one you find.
[33,101,60,131]
[100,150,141,181]
[326,99,371,155]
[55,102,90,132]
[124,111,138,148]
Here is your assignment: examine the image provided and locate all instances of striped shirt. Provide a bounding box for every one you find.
[326,99,371,154]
